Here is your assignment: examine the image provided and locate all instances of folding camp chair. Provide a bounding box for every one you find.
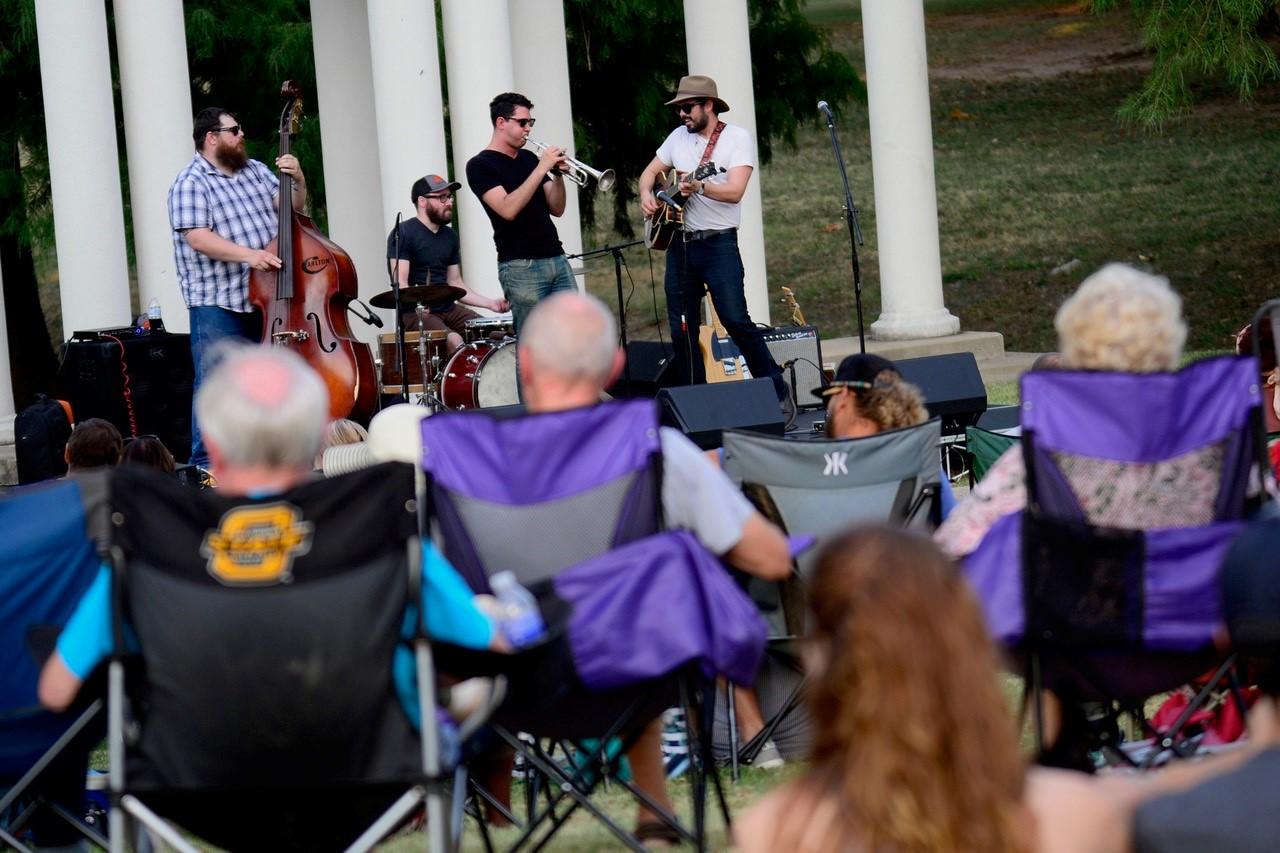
[965,356,1267,768]
[418,399,763,852]
[966,424,1019,486]
[718,419,944,777]
[1,474,109,852]
[102,462,454,853]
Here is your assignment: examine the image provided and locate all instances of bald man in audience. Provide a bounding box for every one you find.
[517,291,790,844]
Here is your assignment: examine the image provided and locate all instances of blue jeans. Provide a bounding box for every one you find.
[664,232,784,398]
[498,255,576,335]
[187,306,259,467]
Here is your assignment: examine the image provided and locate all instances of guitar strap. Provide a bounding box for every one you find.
[699,121,726,168]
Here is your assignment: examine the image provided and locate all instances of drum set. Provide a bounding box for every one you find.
[369,284,518,412]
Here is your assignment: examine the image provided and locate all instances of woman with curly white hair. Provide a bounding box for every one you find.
[936,262,1186,559]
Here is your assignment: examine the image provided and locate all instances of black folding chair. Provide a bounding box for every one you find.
[102,463,453,852]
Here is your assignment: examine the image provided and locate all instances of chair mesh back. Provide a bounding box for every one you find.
[444,473,644,586]
[108,463,422,789]
[420,401,663,591]
[722,419,942,579]
[1019,357,1262,651]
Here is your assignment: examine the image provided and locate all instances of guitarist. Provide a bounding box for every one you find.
[638,75,789,418]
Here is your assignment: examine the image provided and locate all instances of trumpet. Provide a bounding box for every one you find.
[525,139,616,192]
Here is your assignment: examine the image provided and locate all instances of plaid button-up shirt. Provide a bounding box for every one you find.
[168,154,280,312]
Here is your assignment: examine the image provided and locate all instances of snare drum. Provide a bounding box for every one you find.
[463,316,515,343]
[378,330,448,391]
[439,338,520,409]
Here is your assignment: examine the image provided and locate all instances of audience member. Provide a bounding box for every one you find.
[517,291,790,846]
[120,434,176,474]
[937,263,1186,558]
[314,417,368,469]
[63,418,123,473]
[1128,520,1280,852]
[39,343,502,708]
[1031,351,1062,371]
[736,525,1126,853]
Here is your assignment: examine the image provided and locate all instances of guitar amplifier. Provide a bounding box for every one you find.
[763,325,824,409]
[57,331,195,462]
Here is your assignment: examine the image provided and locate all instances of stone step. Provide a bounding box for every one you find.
[819,330,1007,364]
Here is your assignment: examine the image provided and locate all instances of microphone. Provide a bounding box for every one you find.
[817,100,833,122]
[349,298,384,328]
[656,188,684,210]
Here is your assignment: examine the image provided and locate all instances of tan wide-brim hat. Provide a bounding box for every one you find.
[664,74,730,114]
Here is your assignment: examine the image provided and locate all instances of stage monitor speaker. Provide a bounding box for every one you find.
[894,352,987,436]
[657,378,785,450]
[762,325,824,409]
[610,340,675,398]
[57,331,194,462]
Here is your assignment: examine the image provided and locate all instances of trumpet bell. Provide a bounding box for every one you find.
[595,168,616,193]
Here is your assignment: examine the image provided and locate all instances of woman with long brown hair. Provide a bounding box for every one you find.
[736,525,1124,853]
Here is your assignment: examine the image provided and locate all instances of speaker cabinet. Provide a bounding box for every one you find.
[610,340,676,399]
[894,352,987,436]
[657,378,785,450]
[57,332,194,462]
[762,325,824,408]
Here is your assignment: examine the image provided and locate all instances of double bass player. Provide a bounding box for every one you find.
[168,106,307,470]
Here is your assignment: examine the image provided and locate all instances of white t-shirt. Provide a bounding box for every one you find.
[655,122,756,232]
[659,427,753,556]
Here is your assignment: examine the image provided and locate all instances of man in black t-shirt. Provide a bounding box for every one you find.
[387,173,509,353]
[465,92,576,334]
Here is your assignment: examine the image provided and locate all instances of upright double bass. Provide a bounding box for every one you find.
[249,81,377,422]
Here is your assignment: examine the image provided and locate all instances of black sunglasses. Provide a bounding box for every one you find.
[676,102,702,115]
[212,124,243,136]
[507,117,536,128]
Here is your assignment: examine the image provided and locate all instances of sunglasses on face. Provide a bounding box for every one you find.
[212,125,244,137]
[507,117,536,128]
[676,102,702,115]
[425,194,453,203]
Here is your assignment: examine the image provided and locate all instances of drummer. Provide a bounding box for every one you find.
[387,173,510,353]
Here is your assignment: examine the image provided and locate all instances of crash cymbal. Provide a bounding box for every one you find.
[369,284,467,310]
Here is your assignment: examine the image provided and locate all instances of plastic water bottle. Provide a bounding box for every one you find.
[147,297,164,333]
[490,571,546,648]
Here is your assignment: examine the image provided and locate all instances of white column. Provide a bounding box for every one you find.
[313,0,390,338]
[35,0,133,335]
[863,0,959,340]
[509,0,584,291]
[0,264,13,418]
[441,0,513,301]
[114,0,194,334]
[367,0,449,308]
[682,0,770,325]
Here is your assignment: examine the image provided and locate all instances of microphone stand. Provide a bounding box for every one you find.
[389,212,410,403]
[820,104,867,353]
[567,238,646,386]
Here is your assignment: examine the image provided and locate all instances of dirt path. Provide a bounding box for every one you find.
[928,3,1151,82]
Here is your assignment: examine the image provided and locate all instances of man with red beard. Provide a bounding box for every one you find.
[168,107,307,469]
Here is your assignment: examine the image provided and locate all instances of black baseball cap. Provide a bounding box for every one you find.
[411,174,461,203]
[812,352,899,400]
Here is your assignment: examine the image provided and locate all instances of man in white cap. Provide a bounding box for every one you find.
[638,75,789,420]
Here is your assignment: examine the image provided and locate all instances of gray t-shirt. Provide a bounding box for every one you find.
[1133,747,1280,853]
[659,427,753,556]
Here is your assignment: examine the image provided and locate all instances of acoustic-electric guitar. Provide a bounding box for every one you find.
[643,162,722,251]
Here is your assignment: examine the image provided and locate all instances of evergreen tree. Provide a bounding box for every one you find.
[1092,0,1280,125]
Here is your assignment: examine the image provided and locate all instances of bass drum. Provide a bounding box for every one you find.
[439,338,520,409]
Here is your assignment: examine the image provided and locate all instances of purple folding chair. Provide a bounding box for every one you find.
[419,399,765,852]
[965,355,1267,767]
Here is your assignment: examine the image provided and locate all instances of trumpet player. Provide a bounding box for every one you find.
[466,92,576,334]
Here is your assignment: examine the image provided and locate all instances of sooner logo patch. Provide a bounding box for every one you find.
[201,503,314,586]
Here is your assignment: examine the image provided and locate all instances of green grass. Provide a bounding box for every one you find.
[584,0,1280,356]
